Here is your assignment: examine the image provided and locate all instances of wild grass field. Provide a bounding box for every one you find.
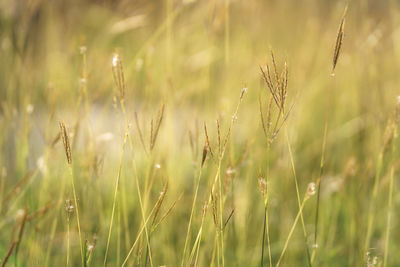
[1,0,400,266]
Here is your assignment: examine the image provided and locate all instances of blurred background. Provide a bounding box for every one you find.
[1,0,400,266]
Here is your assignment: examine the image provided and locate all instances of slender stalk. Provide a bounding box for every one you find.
[212,93,243,266]
[121,102,154,267]
[364,151,383,253]
[103,132,127,267]
[190,90,244,267]
[276,196,309,267]
[261,203,271,267]
[45,174,67,267]
[216,229,221,267]
[261,142,272,267]
[188,205,207,266]
[69,166,84,266]
[121,200,159,266]
[117,202,121,267]
[383,165,394,267]
[217,158,225,267]
[45,213,59,267]
[261,205,266,267]
[112,52,153,266]
[313,6,346,259]
[1,242,16,267]
[67,214,70,267]
[383,130,397,267]
[285,128,312,266]
[181,168,203,266]
[312,74,334,263]
[266,205,272,267]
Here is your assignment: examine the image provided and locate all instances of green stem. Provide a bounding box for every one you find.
[276,196,308,267]
[383,164,395,267]
[69,166,84,267]
[364,151,383,253]
[285,128,312,267]
[181,168,203,266]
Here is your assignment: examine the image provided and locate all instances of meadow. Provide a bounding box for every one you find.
[0,0,399,266]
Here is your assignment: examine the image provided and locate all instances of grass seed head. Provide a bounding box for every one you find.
[65,199,74,216]
[332,6,347,74]
[59,121,72,164]
[201,141,208,168]
[306,182,316,198]
[258,176,268,203]
[112,53,125,102]
[259,50,293,143]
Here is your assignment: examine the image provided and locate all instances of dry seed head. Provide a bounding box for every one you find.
[79,78,86,86]
[201,141,208,168]
[112,53,119,67]
[152,181,169,226]
[87,243,94,253]
[65,199,74,215]
[258,177,267,200]
[226,168,236,175]
[366,251,379,267]
[59,121,72,164]
[266,95,273,131]
[80,46,87,55]
[224,166,235,194]
[240,86,248,100]
[203,122,213,157]
[15,209,27,221]
[332,6,347,74]
[260,51,289,112]
[259,51,292,143]
[85,238,97,262]
[307,182,316,197]
[211,192,219,228]
[216,119,221,155]
[111,53,125,101]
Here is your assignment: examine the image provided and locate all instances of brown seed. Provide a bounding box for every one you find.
[332,6,347,74]
[259,50,293,143]
[59,121,72,164]
[258,177,267,200]
[201,142,208,168]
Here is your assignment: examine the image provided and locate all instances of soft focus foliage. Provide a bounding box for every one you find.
[1,0,400,266]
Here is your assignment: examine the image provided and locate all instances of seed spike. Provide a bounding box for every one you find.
[59,121,72,164]
[332,5,347,74]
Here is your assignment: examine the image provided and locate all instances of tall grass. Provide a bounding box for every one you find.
[313,6,347,263]
[1,1,400,266]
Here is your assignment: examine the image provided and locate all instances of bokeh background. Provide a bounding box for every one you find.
[1,0,400,266]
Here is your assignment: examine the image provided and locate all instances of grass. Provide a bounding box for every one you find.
[1,0,400,266]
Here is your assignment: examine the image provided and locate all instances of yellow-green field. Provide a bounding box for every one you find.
[0,0,399,266]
